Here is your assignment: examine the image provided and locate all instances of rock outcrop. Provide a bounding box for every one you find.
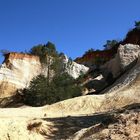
[118,44,140,69]
[75,48,117,67]
[0,52,89,98]
[75,28,140,68]
[62,55,89,79]
[79,44,140,94]
[0,53,41,98]
[101,44,140,79]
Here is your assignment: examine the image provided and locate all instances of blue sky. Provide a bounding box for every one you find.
[0,0,140,63]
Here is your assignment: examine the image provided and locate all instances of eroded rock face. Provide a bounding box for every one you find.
[79,44,140,95]
[0,53,42,98]
[102,44,140,79]
[75,47,117,67]
[118,44,140,69]
[62,55,89,79]
[0,53,89,98]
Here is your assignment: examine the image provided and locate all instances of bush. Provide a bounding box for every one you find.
[135,21,140,29]
[23,73,81,106]
[103,40,119,50]
[30,41,58,64]
[22,75,49,106]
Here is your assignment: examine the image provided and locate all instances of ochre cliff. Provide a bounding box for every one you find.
[75,46,118,67]
[75,28,140,67]
[4,52,39,61]
[0,52,89,98]
[0,52,41,98]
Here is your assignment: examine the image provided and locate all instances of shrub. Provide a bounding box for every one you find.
[23,73,81,106]
[103,40,119,50]
[23,75,49,106]
[30,41,58,63]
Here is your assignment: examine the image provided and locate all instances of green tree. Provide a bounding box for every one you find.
[30,41,58,63]
[23,75,49,106]
[135,21,140,29]
[30,41,60,83]
[103,40,118,50]
[50,73,81,101]
[85,48,95,55]
[0,49,10,57]
[23,73,81,106]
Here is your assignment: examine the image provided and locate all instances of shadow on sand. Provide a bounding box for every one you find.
[41,103,140,139]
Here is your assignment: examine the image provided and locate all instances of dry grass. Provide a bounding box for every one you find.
[27,120,42,132]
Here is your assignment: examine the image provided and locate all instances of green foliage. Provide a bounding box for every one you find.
[50,56,63,76]
[103,40,118,50]
[76,73,87,84]
[30,41,64,82]
[50,73,81,101]
[0,49,10,56]
[22,75,48,106]
[23,73,81,106]
[135,21,140,28]
[94,57,103,65]
[30,41,58,63]
[85,48,95,54]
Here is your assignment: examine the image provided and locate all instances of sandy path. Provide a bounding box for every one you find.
[0,107,45,118]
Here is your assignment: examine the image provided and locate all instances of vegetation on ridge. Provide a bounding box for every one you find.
[75,21,140,66]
